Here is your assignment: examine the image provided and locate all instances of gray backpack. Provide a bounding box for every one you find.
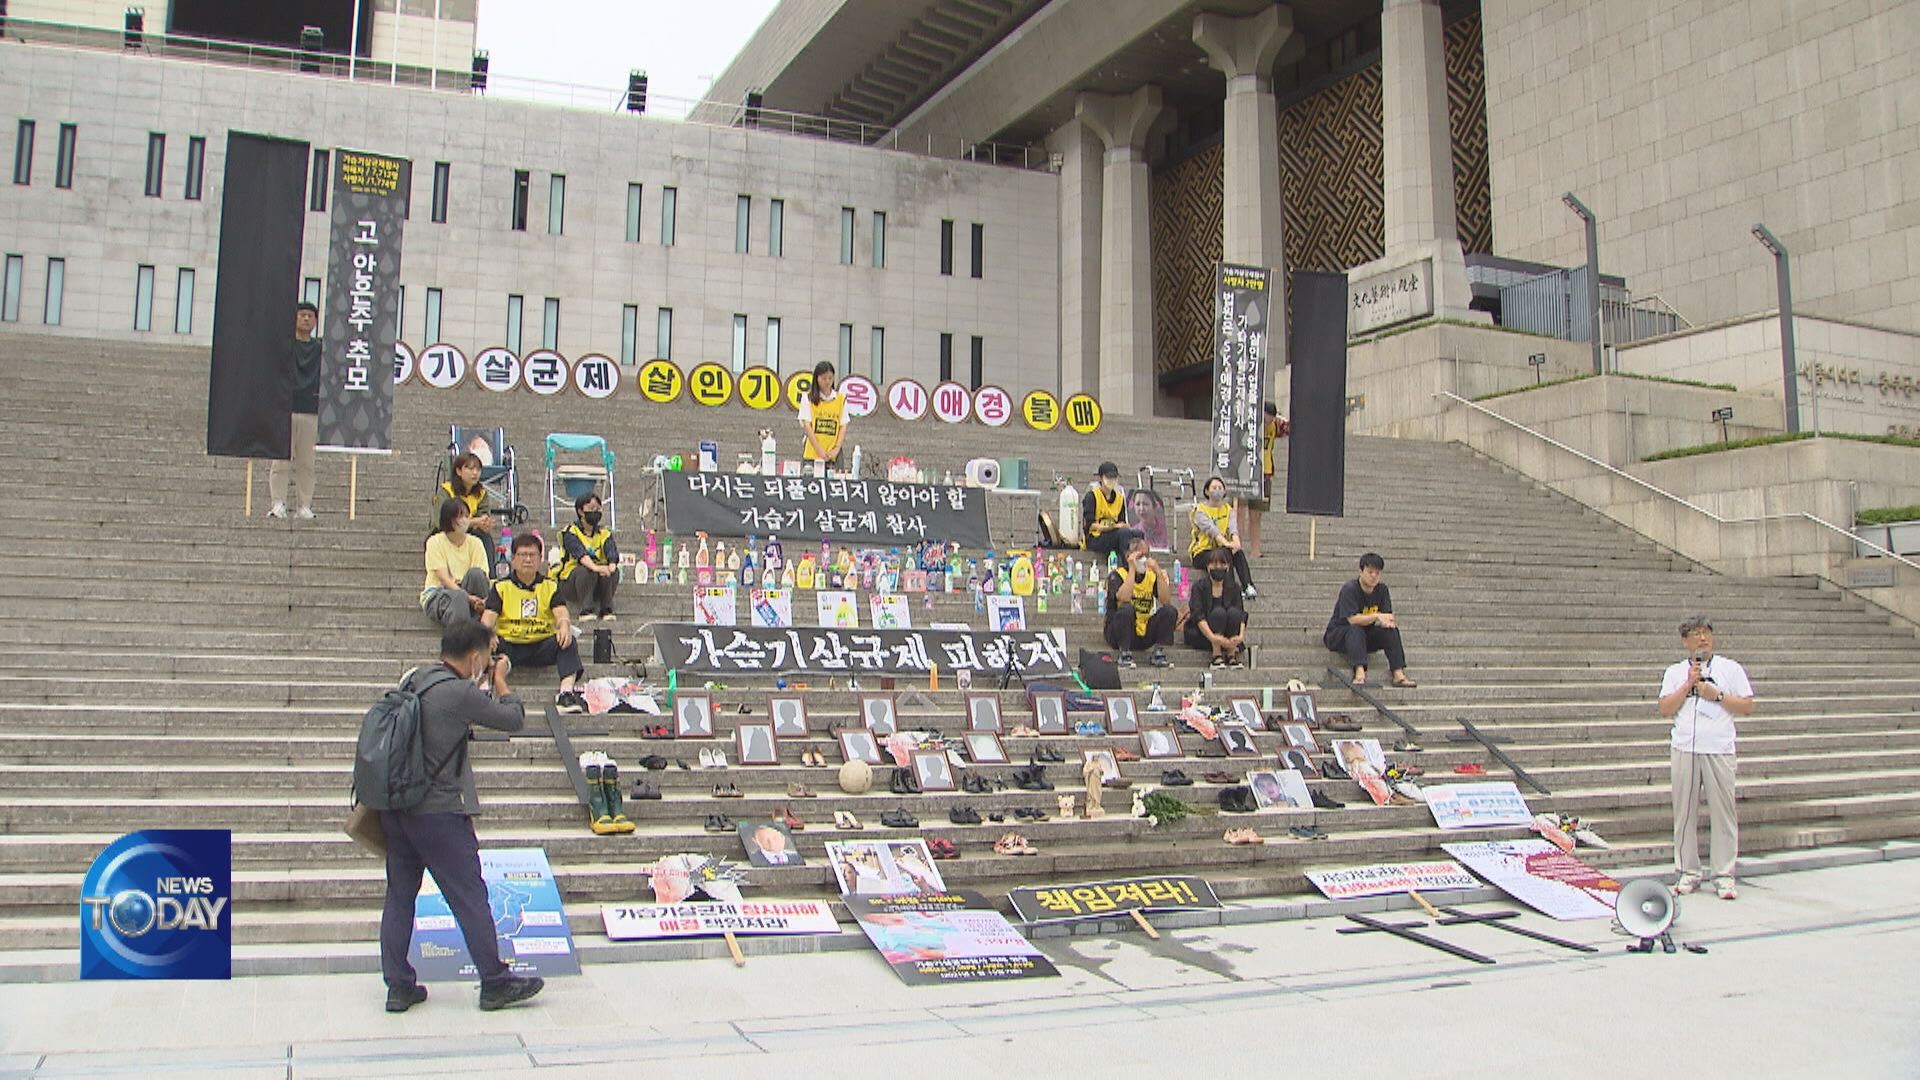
[352,668,459,811]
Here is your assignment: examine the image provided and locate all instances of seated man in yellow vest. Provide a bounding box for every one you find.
[1081,461,1145,560]
[1189,474,1256,599]
[483,533,586,714]
[559,493,619,622]
[1103,537,1175,669]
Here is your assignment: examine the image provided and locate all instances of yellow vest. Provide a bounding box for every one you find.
[1131,568,1159,638]
[1190,501,1235,558]
[803,394,847,460]
[1261,419,1277,476]
[1089,485,1125,532]
[438,481,486,517]
[493,574,560,645]
[560,523,612,579]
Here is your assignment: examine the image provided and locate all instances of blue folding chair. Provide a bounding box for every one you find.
[546,433,617,529]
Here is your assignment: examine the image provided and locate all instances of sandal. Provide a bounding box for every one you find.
[1223,828,1264,845]
[1391,675,1419,688]
[994,832,1038,856]
[1452,763,1486,775]
[1114,748,1141,762]
[779,805,805,831]
[881,809,919,829]
[787,781,817,798]
[928,837,960,860]
[834,810,861,830]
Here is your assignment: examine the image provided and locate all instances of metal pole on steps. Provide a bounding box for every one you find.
[349,457,358,521]
[1308,517,1316,561]
[244,460,253,516]
[1561,192,1603,375]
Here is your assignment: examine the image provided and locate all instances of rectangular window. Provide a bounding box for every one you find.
[620,304,639,365]
[837,323,853,371]
[506,294,523,354]
[54,124,76,189]
[769,198,784,257]
[547,174,565,235]
[839,207,854,265]
[869,327,884,383]
[183,135,204,200]
[660,186,677,246]
[969,335,984,389]
[938,332,953,382]
[1,254,21,322]
[766,317,781,369]
[939,219,954,275]
[174,268,195,333]
[872,211,886,268]
[145,133,166,198]
[735,195,751,254]
[43,257,64,325]
[431,161,450,223]
[12,120,32,185]
[542,297,560,350]
[625,183,642,243]
[133,264,155,331]
[656,307,673,359]
[303,277,322,307]
[308,147,327,211]
[510,169,529,231]
[731,313,748,373]
[424,287,443,343]
[970,223,984,279]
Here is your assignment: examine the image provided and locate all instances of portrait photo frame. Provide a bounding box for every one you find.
[735,722,779,766]
[674,691,714,739]
[1219,724,1258,757]
[911,749,958,793]
[858,692,899,737]
[1140,727,1183,760]
[1288,690,1318,725]
[1031,691,1068,735]
[964,692,1003,734]
[1082,748,1120,782]
[836,726,883,766]
[1283,723,1319,754]
[768,694,809,738]
[1225,695,1265,731]
[965,731,1009,765]
[1104,692,1140,735]
[1278,747,1320,779]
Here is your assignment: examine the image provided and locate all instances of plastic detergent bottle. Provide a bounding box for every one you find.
[741,536,757,588]
[760,432,777,475]
[643,529,658,567]
[726,544,742,573]
[695,533,712,587]
[850,444,864,476]
[1011,551,1035,596]
[796,554,816,590]
[764,535,784,578]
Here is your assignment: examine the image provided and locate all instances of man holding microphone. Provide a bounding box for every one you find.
[1656,615,1755,900]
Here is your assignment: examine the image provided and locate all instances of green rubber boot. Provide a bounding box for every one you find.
[584,762,618,835]
[601,762,636,833]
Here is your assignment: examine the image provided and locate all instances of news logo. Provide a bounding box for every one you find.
[79,829,231,980]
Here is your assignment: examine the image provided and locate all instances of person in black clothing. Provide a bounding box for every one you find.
[1082,461,1145,559]
[268,301,322,519]
[1184,547,1248,668]
[378,619,545,1013]
[1104,536,1175,668]
[1323,552,1418,687]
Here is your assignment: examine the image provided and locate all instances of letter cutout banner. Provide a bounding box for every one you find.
[662,472,991,549]
[652,623,1069,677]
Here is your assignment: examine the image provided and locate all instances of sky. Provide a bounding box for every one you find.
[473,0,780,117]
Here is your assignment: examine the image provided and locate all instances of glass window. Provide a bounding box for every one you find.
[838,323,853,370]
[43,257,63,325]
[54,124,76,189]
[547,174,565,235]
[872,211,886,268]
[146,133,166,198]
[0,254,21,322]
[621,304,638,365]
[133,265,155,331]
[506,294,523,354]
[431,162,450,223]
[735,195,750,254]
[766,317,781,370]
[938,332,953,382]
[970,335,983,389]
[12,120,32,185]
[660,186,676,246]
[625,183,642,243]
[542,297,560,350]
[303,277,322,307]
[174,268,195,333]
[424,287,443,343]
[839,207,854,265]
[869,327,884,383]
[970,223,984,279]
[731,313,748,373]
[769,199,784,258]
[183,136,204,200]
[939,219,953,275]
[511,169,528,231]
[656,307,673,359]
[308,147,326,211]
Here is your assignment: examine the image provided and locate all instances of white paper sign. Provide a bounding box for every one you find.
[1305,861,1480,901]
[987,595,1026,632]
[817,590,859,628]
[1424,782,1533,829]
[750,588,793,628]
[869,594,911,630]
[694,586,737,626]
[601,900,840,940]
[1443,840,1621,921]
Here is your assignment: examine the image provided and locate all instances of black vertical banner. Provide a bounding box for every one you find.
[206,132,310,459]
[1285,270,1348,517]
[317,149,408,452]
[1210,263,1271,500]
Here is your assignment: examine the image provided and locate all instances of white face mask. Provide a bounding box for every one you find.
[1207,488,1225,503]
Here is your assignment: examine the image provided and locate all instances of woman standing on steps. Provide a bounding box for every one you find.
[798,360,848,474]
[420,499,490,627]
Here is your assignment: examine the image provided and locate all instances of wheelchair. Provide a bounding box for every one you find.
[434,425,529,526]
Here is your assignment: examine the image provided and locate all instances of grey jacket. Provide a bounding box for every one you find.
[405,663,526,816]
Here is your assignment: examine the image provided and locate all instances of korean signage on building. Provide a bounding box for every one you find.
[1347,257,1434,337]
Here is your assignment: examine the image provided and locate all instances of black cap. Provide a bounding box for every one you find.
[1264,402,1278,416]
[1096,461,1119,478]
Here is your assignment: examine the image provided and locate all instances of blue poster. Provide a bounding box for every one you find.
[410,847,579,979]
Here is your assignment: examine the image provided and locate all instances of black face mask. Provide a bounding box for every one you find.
[582,510,603,528]
[1209,568,1228,581]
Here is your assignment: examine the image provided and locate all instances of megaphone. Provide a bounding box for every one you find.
[964,457,1001,489]
[1615,878,1677,952]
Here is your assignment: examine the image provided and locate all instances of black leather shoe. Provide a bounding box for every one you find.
[1016,766,1053,791]
[1160,769,1194,786]
[385,984,428,1013]
[1310,788,1345,809]
[478,975,545,1011]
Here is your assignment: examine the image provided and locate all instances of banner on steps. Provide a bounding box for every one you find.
[662,471,992,549]
[1210,262,1272,501]
[652,622,1070,677]
[316,148,409,454]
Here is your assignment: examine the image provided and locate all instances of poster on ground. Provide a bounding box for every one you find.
[601,901,839,940]
[824,839,946,897]
[1008,875,1221,924]
[410,847,579,979]
[848,891,1058,985]
[1304,861,1480,901]
[1425,782,1534,829]
[1443,839,1621,921]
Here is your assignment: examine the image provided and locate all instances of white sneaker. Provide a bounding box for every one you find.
[1714,877,1738,900]
[294,507,314,520]
[267,503,287,518]
[1673,872,1703,895]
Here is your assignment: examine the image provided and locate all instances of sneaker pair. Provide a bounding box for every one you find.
[1118,652,1137,669]
[555,689,586,714]
[1149,648,1170,668]
[267,503,288,519]
[1210,655,1229,669]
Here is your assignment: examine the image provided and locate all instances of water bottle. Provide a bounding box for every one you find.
[850,444,864,477]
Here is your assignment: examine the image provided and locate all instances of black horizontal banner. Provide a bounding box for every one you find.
[662,472,992,549]
[652,623,1069,677]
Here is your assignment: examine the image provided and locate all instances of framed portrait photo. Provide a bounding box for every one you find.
[965,731,1009,764]
[1283,723,1319,754]
[836,726,883,766]
[911,749,958,793]
[1288,690,1318,725]
[735,723,779,766]
[964,692,1003,734]
[1104,693,1140,735]
[1279,747,1320,778]
[674,691,714,739]
[1032,691,1068,735]
[1225,695,1265,731]
[1140,727,1183,760]
[768,694,809,738]
[1218,724,1258,757]
[859,693,898,737]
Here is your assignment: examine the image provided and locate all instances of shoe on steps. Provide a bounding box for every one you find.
[1118,652,1136,669]
[1309,789,1345,809]
[385,984,428,1013]
[1715,877,1737,900]
[478,976,544,1011]
[555,690,586,715]
[1149,649,1170,668]
[1673,873,1703,895]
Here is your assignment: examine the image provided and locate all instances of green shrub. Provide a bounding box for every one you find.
[1858,504,1920,526]
[1645,431,1920,463]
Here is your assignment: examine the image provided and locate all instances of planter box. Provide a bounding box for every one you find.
[1853,521,1920,558]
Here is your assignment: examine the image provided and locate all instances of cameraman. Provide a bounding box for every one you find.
[1656,615,1755,901]
[378,620,545,1014]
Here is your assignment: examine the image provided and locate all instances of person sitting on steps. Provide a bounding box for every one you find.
[482,533,587,713]
[1083,461,1144,560]
[1323,552,1418,688]
[558,493,619,623]
[1105,536,1175,669]
[436,451,501,577]
[1190,474,1257,598]
[1184,547,1248,668]
[420,499,490,628]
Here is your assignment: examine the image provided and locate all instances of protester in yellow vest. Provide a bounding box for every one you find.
[1103,537,1174,669]
[483,533,586,714]
[559,493,620,622]
[1081,461,1145,559]
[799,360,849,466]
[1189,475,1257,598]
[435,453,500,575]
[1243,403,1287,559]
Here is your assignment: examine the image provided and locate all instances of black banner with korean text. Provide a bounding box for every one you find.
[317,148,408,452]
[1211,262,1271,500]
[662,472,992,549]
[653,623,1069,677]
[206,132,309,459]
[1008,875,1222,924]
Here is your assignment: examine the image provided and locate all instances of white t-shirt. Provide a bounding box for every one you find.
[1660,655,1753,755]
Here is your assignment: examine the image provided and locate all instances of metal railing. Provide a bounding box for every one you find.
[1498,267,1688,356]
[1435,391,1920,574]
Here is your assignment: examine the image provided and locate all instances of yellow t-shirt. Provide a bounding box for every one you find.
[1190,501,1235,558]
[422,532,489,602]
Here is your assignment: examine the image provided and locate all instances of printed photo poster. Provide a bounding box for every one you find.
[1329,738,1386,774]
[1304,861,1480,901]
[817,590,860,628]
[750,588,794,628]
[1247,768,1313,810]
[411,848,578,979]
[825,839,946,897]
[1443,840,1622,921]
[849,891,1059,985]
[694,586,738,626]
[1425,782,1534,830]
[870,593,912,630]
[602,900,839,941]
[987,595,1026,632]
[737,820,806,868]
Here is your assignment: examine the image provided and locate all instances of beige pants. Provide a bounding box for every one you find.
[268,412,318,511]
[1671,748,1738,880]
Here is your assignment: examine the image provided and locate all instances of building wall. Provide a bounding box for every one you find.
[0,43,1060,394]
[5,0,173,32]
[1483,0,1920,332]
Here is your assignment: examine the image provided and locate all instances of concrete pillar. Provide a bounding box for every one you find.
[1076,85,1163,417]
[1048,119,1104,399]
[1193,3,1301,381]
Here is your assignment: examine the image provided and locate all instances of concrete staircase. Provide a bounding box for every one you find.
[3,332,1917,972]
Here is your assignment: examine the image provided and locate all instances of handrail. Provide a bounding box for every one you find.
[1435,391,1920,574]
